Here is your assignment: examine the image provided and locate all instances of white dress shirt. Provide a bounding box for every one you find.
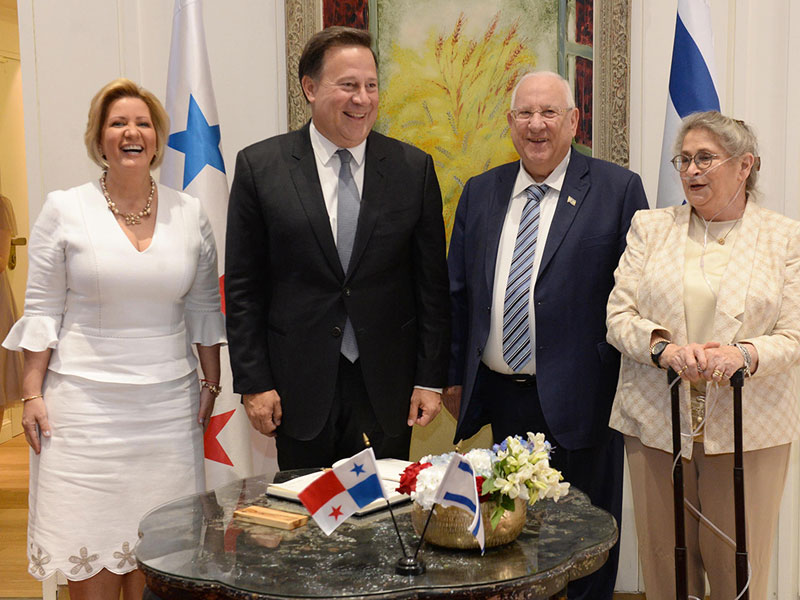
[309,121,367,243]
[482,151,571,375]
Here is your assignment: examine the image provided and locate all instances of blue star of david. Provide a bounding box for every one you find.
[350,463,365,477]
[167,94,225,189]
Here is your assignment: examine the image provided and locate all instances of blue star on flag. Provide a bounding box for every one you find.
[168,94,225,189]
[350,463,365,477]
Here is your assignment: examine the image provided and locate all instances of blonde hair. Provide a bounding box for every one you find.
[84,78,169,169]
[674,110,760,196]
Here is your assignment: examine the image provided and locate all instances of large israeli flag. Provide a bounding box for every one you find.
[161,0,258,488]
[656,0,720,207]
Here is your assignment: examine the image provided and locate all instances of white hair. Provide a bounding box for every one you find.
[509,71,575,111]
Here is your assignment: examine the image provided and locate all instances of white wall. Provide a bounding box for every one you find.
[17,0,287,217]
[16,0,800,595]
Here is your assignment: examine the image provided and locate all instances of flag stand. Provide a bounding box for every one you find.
[388,497,425,575]
[395,556,426,576]
[359,434,425,575]
[395,505,436,575]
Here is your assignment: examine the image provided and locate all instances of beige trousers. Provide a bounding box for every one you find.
[625,436,790,600]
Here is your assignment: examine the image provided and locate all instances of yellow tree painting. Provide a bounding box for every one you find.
[374,1,562,242]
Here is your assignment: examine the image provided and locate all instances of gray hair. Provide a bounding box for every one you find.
[674,110,760,196]
[509,71,576,111]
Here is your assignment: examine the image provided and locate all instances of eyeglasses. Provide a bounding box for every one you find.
[510,108,566,122]
[670,151,723,172]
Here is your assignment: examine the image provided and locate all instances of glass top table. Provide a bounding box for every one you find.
[136,471,617,599]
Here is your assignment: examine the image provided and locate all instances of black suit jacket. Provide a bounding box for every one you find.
[448,149,648,449]
[225,124,450,440]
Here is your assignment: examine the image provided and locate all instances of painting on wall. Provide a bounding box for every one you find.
[285,0,630,237]
[371,0,594,234]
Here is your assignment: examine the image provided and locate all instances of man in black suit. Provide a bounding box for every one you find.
[225,27,450,470]
[446,71,647,599]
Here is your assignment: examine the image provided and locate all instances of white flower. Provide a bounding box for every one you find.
[463,448,496,477]
[406,432,570,514]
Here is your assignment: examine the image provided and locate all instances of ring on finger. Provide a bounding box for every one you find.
[712,368,723,379]
[677,365,687,375]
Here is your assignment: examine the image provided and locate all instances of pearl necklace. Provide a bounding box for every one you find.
[100,171,155,226]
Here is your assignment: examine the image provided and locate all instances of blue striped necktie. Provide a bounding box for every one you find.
[336,149,360,362]
[502,184,549,372]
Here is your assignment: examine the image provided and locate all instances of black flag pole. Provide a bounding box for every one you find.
[668,367,688,600]
[361,433,425,575]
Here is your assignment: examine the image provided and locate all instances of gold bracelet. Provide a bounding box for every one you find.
[21,394,43,403]
[201,380,222,396]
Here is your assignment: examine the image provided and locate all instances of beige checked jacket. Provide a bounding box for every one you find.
[607,201,800,458]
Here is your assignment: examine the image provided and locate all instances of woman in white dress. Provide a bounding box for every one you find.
[0,193,24,430]
[2,78,226,600]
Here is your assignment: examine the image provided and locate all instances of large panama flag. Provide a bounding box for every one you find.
[161,0,253,487]
[656,0,720,207]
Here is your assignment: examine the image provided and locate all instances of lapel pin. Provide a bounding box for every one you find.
[567,196,576,206]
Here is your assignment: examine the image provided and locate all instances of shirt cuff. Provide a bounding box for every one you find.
[414,385,443,394]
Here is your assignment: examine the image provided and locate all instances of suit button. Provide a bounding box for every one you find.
[332,327,342,337]
[344,287,351,297]
[477,346,483,356]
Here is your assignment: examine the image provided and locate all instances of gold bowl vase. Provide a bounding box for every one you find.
[411,497,527,550]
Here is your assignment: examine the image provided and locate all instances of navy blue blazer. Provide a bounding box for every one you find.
[449,148,648,449]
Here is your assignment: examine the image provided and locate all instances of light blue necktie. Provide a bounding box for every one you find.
[336,149,360,362]
[502,184,549,372]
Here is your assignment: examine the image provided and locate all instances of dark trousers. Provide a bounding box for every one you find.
[476,363,624,600]
[275,355,413,470]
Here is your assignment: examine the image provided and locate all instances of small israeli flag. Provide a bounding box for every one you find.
[433,456,485,553]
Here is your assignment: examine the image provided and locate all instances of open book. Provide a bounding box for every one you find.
[266,458,412,515]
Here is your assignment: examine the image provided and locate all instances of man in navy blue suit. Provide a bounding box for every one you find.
[446,71,647,600]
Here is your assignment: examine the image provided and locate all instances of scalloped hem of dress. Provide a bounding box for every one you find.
[29,563,138,582]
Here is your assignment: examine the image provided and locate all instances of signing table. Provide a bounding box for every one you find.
[136,471,617,600]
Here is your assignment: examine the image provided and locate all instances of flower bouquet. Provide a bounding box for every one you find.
[397,432,570,532]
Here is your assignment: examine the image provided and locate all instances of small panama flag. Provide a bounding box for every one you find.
[298,448,387,535]
[433,455,485,553]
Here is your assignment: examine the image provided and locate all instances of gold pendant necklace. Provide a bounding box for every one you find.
[716,219,740,245]
[101,171,155,226]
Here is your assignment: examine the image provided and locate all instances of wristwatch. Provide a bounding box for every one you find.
[650,340,670,368]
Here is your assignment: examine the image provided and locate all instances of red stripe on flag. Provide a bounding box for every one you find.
[298,470,346,514]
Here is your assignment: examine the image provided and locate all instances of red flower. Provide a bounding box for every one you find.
[476,476,489,502]
[396,462,432,495]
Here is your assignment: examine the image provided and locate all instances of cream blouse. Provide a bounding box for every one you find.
[684,212,741,433]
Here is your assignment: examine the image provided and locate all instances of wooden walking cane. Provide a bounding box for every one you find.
[730,368,749,599]
[668,367,688,600]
